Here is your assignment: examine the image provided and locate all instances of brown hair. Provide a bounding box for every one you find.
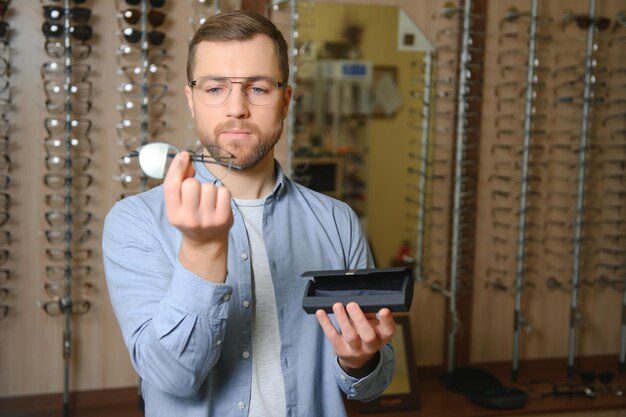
[187,10,289,83]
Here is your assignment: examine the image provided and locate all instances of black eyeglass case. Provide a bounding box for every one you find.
[301,267,414,314]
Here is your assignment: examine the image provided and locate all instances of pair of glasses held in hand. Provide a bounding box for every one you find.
[123,142,241,180]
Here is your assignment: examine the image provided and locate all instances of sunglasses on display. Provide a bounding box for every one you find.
[42,6,91,24]
[0,1,10,18]
[120,0,165,7]
[118,8,166,27]
[42,22,92,42]
[120,27,165,45]
[562,11,611,31]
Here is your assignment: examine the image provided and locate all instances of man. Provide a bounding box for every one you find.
[103,10,396,417]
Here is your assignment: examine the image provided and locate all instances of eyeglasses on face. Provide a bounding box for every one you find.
[42,6,91,24]
[42,22,92,42]
[46,265,91,282]
[188,76,287,107]
[120,27,165,46]
[118,8,166,27]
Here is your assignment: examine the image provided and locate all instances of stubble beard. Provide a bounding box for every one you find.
[197,119,284,170]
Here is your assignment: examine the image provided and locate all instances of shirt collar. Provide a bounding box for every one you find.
[193,158,286,198]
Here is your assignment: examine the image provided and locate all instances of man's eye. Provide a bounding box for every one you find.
[247,86,268,95]
[205,86,225,95]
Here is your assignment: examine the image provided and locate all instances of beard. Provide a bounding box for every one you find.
[197,119,283,170]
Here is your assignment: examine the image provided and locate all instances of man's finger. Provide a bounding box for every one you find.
[346,302,377,344]
[164,152,190,212]
[316,309,342,345]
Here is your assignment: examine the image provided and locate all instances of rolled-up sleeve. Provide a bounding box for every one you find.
[333,344,396,402]
[102,198,231,397]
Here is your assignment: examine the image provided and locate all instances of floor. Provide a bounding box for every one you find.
[2,356,626,417]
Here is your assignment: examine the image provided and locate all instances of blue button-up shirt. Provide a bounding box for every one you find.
[103,161,395,417]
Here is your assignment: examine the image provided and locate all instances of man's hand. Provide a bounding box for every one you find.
[163,152,233,282]
[316,302,396,378]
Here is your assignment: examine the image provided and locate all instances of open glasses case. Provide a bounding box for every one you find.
[301,267,414,313]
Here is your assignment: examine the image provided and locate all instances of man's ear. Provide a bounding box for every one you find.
[282,85,293,119]
[184,85,195,119]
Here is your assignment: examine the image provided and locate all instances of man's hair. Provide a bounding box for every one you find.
[187,10,289,83]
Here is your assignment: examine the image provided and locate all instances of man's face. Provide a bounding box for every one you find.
[185,35,292,169]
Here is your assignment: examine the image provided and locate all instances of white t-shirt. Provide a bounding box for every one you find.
[233,197,286,417]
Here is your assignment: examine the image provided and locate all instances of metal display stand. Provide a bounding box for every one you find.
[446,0,476,374]
[511,0,539,383]
[567,0,596,380]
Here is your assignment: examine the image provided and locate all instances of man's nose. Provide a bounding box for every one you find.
[225,83,249,118]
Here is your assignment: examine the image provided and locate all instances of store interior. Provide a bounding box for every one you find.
[1,0,625,416]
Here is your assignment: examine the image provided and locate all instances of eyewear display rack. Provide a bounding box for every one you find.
[411,51,434,284]
[566,0,597,381]
[115,0,168,194]
[40,1,95,416]
[444,0,484,374]
[484,0,626,382]
[0,0,11,323]
[511,0,540,383]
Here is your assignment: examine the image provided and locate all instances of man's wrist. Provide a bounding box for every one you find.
[338,351,381,379]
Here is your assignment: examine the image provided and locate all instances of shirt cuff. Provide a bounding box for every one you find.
[167,261,232,319]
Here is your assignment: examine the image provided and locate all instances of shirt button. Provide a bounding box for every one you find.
[240,252,248,261]
[242,300,250,308]
[237,401,245,410]
[223,294,230,302]
[242,351,250,359]
[216,339,222,346]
